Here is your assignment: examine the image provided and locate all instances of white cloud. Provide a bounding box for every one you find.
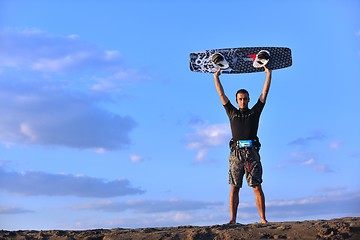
[288,130,326,147]
[66,210,219,230]
[236,188,360,222]
[281,151,333,173]
[301,157,314,166]
[104,50,120,60]
[285,130,336,172]
[0,205,34,214]
[0,28,146,150]
[0,28,150,93]
[314,164,332,172]
[173,212,192,222]
[130,154,143,163]
[195,149,208,162]
[19,123,37,142]
[329,140,341,150]
[0,167,145,198]
[95,148,107,154]
[0,83,136,149]
[69,189,360,229]
[91,69,150,92]
[0,28,113,74]
[72,198,223,213]
[266,189,360,219]
[31,53,88,72]
[186,122,230,162]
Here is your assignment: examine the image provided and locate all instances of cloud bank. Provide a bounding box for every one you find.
[0,28,148,150]
[72,198,223,213]
[0,167,144,198]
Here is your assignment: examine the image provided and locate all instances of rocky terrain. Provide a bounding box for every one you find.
[1,217,359,240]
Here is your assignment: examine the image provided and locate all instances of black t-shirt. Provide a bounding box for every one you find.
[224,99,265,142]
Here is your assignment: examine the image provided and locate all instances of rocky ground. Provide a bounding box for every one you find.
[1,217,359,240]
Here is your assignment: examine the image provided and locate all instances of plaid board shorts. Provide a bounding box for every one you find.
[228,147,263,188]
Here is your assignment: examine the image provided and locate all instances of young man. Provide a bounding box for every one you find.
[213,66,272,224]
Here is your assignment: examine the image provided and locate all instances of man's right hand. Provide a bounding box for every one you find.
[214,68,222,77]
[213,68,229,105]
[263,66,271,74]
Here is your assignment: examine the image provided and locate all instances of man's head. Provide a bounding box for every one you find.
[235,89,250,109]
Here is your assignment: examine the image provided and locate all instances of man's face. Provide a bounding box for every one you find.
[236,92,249,109]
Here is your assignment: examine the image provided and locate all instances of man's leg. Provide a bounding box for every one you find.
[253,184,267,223]
[229,186,240,223]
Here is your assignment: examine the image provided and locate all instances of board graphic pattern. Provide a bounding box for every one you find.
[190,47,292,74]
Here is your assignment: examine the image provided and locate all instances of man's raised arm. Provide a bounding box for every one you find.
[214,69,229,105]
[260,66,272,103]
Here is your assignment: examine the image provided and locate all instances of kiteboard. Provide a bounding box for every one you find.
[189,47,292,74]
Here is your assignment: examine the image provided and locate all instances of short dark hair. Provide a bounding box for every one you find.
[235,89,249,100]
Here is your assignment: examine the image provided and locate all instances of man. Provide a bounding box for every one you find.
[213,66,272,224]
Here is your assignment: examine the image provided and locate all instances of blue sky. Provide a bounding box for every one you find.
[0,0,359,230]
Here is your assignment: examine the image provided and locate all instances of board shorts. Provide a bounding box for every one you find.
[228,147,263,188]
